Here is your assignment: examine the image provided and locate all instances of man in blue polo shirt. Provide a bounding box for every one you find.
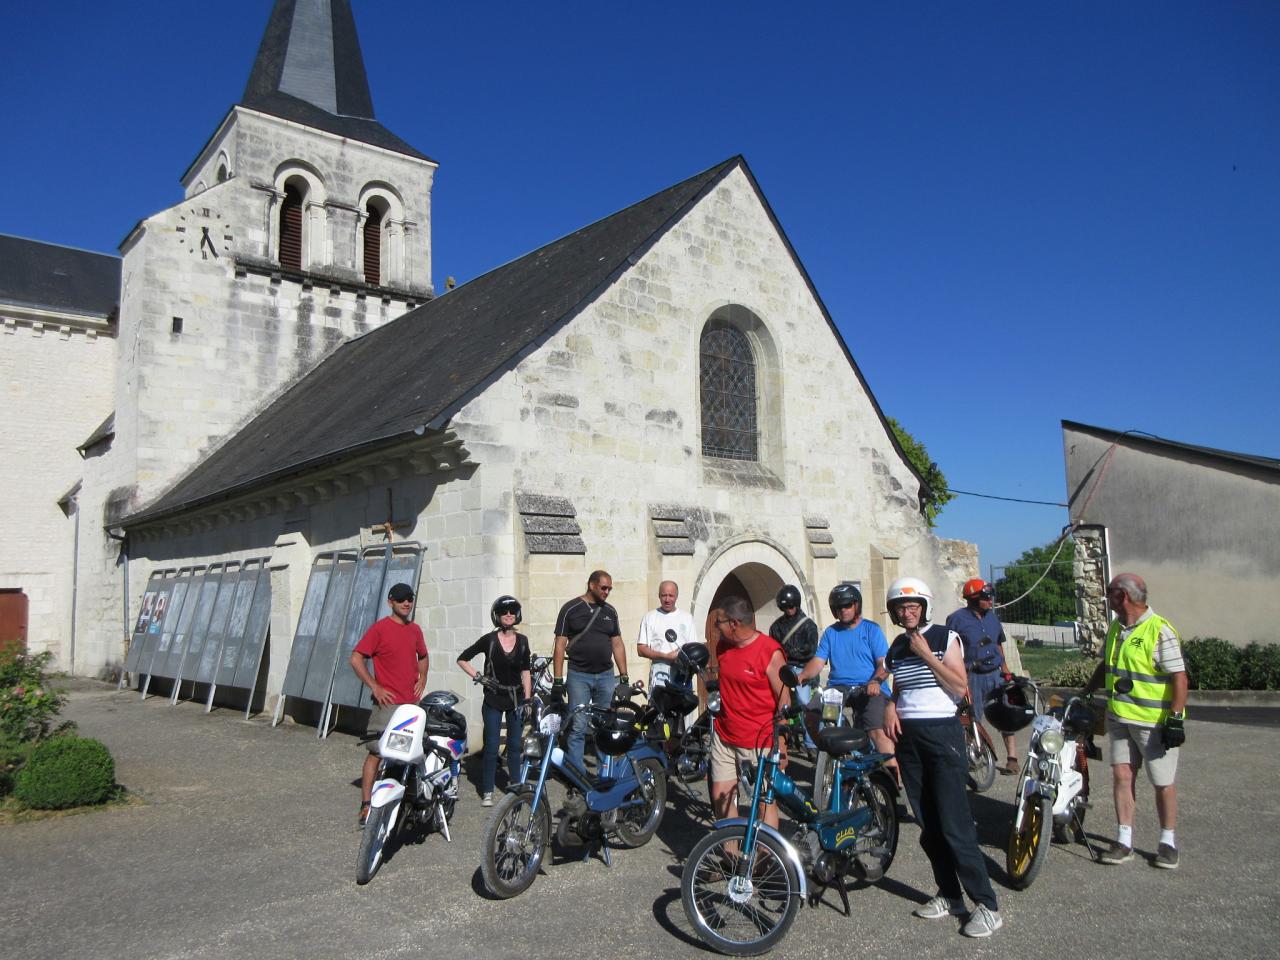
[945,579,1017,774]
[798,583,897,783]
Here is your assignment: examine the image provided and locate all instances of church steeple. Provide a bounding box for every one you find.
[243,0,375,119]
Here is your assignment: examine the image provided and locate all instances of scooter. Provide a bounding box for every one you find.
[357,690,467,884]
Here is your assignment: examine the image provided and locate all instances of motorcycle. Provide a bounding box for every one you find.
[479,683,677,898]
[958,694,999,793]
[356,690,467,885]
[680,667,899,956]
[1005,680,1099,888]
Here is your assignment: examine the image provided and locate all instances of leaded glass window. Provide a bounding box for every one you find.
[700,323,758,461]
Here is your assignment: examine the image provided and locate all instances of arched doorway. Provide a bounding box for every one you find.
[692,537,810,644]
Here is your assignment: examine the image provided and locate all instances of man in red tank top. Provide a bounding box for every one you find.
[710,595,788,829]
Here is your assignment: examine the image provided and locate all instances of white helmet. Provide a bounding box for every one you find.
[886,576,934,625]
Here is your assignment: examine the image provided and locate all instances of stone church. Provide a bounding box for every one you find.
[1,0,975,728]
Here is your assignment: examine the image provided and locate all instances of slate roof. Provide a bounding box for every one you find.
[123,157,743,526]
[0,234,120,318]
[235,0,431,162]
[1062,420,1280,475]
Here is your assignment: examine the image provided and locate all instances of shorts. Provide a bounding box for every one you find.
[1108,720,1179,787]
[709,726,770,785]
[365,704,396,756]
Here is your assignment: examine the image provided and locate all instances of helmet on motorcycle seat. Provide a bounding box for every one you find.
[984,677,1036,733]
[592,708,640,756]
[776,585,803,611]
[962,578,993,601]
[420,690,460,711]
[885,577,934,625]
[490,595,522,627]
[675,642,710,675]
[1061,698,1095,736]
[828,582,863,617]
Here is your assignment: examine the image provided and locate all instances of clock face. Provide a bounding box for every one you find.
[177,207,233,260]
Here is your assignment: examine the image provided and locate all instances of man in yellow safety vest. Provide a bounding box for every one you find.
[1084,573,1188,869]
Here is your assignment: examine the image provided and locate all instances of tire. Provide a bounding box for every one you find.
[812,750,833,811]
[681,826,801,957]
[480,787,550,899]
[847,771,899,882]
[355,801,400,885]
[677,718,711,783]
[967,724,998,793]
[1006,793,1053,889]
[615,757,668,847]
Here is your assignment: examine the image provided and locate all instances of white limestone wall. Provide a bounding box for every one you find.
[0,319,115,662]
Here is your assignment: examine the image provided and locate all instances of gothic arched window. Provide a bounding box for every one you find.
[279,180,306,272]
[700,321,758,461]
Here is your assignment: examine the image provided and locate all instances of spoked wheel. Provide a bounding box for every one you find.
[681,826,801,956]
[615,758,668,847]
[1006,794,1053,889]
[355,801,400,885]
[847,772,899,882]
[967,723,998,793]
[480,788,550,899]
[677,720,712,783]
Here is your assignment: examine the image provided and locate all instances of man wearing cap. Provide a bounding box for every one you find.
[350,583,429,826]
[945,579,1017,774]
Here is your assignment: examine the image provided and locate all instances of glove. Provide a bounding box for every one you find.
[1162,715,1185,749]
[618,673,630,687]
[550,677,566,700]
[1001,670,1014,682]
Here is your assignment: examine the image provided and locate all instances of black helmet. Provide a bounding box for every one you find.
[592,708,639,756]
[675,642,711,675]
[1061,698,1095,736]
[984,677,1036,733]
[776,585,802,610]
[490,595,522,627]
[829,582,863,616]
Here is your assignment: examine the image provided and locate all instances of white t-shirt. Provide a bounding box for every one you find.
[636,607,696,686]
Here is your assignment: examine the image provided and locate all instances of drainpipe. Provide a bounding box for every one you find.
[69,505,80,675]
[107,527,129,677]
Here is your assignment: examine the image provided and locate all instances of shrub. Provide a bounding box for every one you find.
[1044,655,1099,687]
[13,736,115,810]
[0,649,68,742]
[1182,637,1240,690]
[1238,643,1280,691]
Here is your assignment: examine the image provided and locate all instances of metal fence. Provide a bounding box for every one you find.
[990,557,1080,647]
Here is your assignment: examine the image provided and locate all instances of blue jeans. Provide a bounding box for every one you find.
[566,668,616,772]
[480,702,523,794]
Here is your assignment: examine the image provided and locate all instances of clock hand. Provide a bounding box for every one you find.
[200,226,218,258]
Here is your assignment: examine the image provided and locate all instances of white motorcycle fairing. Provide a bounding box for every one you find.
[377,703,427,763]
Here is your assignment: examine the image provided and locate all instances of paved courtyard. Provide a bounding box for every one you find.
[2,680,1277,960]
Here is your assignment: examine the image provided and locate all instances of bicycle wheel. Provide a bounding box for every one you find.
[967,724,998,793]
[848,771,899,882]
[355,801,400,885]
[480,787,551,899]
[615,757,668,847]
[1006,793,1053,889]
[681,826,801,956]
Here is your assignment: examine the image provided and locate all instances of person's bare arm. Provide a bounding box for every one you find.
[907,631,968,699]
[611,635,628,677]
[350,650,392,706]
[797,655,826,684]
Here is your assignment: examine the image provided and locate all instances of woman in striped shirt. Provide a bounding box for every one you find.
[883,577,1003,940]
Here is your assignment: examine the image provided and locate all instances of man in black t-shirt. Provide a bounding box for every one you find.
[553,570,628,771]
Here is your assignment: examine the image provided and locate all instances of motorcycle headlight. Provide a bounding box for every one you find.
[539,713,562,736]
[386,732,413,753]
[707,692,721,714]
[1039,729,1065,756]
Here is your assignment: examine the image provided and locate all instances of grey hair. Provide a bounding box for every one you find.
[1110,573,1147,604]
[721,595,755,626]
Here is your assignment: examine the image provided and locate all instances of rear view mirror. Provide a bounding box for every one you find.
[779,665,800,690]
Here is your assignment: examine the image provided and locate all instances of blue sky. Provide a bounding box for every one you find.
[3,1,1277,572]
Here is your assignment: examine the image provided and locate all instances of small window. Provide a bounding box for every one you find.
[279,182,305,271]
[700,322,758,461]
[363,199,385,286]
[216,163,228,183]
[171,317,184,334]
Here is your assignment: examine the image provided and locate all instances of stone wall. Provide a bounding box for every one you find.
[1073,524,1109,655]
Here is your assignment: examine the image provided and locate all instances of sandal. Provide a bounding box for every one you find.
[1000,757,1019,775]
[358,802,371,827]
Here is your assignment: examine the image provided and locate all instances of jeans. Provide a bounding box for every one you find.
[897,717,998,910]
[566,668,616,772]
[480,701,523,794]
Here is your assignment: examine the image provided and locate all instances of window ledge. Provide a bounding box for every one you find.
[702,457,784,491]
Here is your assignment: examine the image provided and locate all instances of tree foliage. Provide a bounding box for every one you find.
[887,417,954,527]
[992,538,1076,625]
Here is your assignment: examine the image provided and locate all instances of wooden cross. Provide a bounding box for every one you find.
[371,488,412,541]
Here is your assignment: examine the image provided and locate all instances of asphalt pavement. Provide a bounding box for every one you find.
[2,679,1276,960]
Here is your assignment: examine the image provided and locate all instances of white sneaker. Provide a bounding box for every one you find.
[481,792,494,807]
[913,895,965,919]
[961,905,1003,938]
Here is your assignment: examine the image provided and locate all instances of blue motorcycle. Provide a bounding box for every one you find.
[479,683,677,898]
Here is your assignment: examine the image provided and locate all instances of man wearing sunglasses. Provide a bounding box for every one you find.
[945,579,1017,774]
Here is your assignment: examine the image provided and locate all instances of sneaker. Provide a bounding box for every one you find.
[1098,841,1134,865]
[1154,843,1180,869]
[961,905,1003,938]
[913,895,965,920]
[358,803,370,828]
[481,792,494,807]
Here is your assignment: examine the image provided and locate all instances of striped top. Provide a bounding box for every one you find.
[886,624,962,720]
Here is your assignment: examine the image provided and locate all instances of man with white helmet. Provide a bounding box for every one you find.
[883,576,1002,939]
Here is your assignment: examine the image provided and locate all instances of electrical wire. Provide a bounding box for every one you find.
[992,521,1078,611]
[946,488,1067,507]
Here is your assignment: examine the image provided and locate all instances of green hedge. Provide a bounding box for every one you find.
[13,736,115,810]
[1039,639,1280,691]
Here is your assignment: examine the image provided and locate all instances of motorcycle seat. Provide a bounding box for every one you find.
[815,726,870,757]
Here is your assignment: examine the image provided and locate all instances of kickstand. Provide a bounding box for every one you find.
[809,875,851,917]
[436,804,452,843]
[1075,810,1098,861]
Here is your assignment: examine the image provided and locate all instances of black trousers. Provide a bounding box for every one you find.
[897,717,998,910]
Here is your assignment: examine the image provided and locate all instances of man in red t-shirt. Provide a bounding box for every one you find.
[349,582,429,825]
[710,595,788,828]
